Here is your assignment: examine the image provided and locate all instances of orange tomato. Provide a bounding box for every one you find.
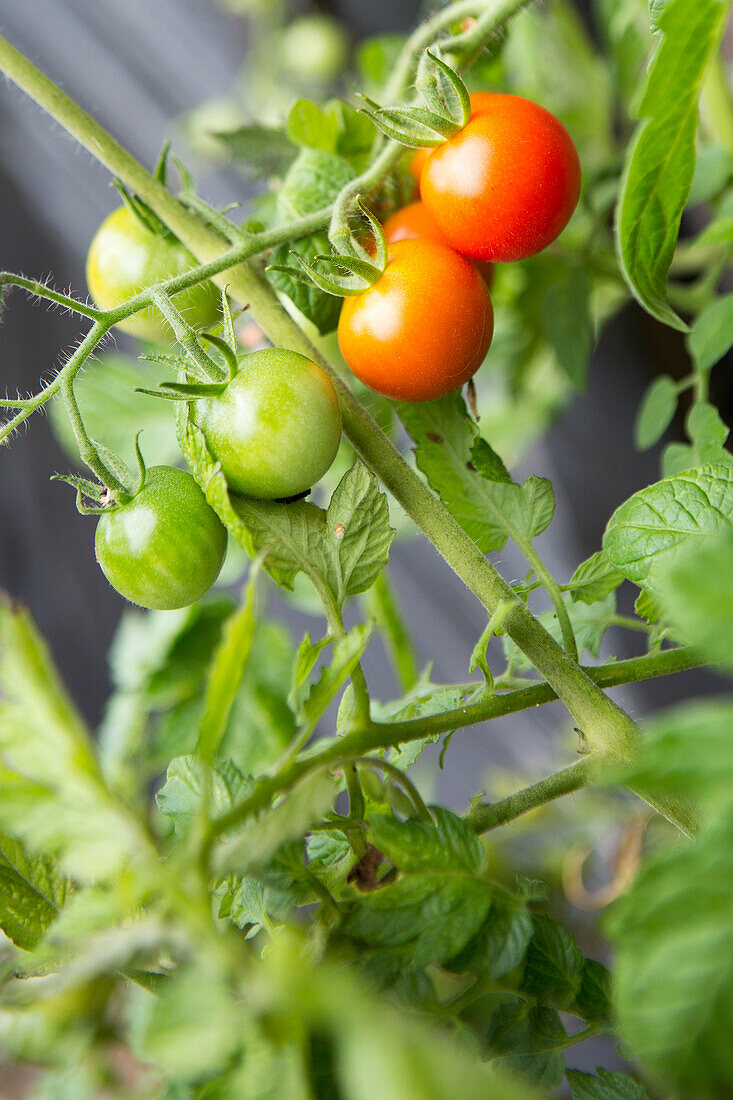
[420,93,581,262]
[382,201,494,288]
[338,238,493,402]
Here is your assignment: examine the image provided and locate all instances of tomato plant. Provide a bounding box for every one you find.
[420,93,582,262]
[95,465,227,609]
[1,1,733,1099]
[86,205,221,341]
[195,348,342,499]
[338,238,493,400]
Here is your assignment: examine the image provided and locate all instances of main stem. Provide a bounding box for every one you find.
[0,30,692,833]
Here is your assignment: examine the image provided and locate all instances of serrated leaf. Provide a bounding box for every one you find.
[568,551,624,605]
[343,872,494,969]
[367,807,487,875]
[277,147,355,220]
[634,375,678,450]
[398,395,553,552]
[573,959,613,1026]
[324,462,394,604]
[444,898,533,981]
[603,463,733,595]
[484,1000,567,1089]
[0,836,67,950]
[688,291,733,371]
[156,756,248,833]
[522,914,585,1010]
[542,265,593,390]
[567,1068,651,1100]
[616,0,730,330]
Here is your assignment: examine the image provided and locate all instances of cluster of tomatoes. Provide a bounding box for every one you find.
[84,92,579,611]
[339,92,581,401]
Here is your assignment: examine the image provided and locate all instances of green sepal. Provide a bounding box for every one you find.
[354,195,387,271]
[111,179,174,241]
[135,381,228,401]
[50,472,103,501]
[132,431,147,496]
[268,253,368,298]
[199,332,239,381]
[416,50,471,129]
[154,138,171,185]
[357,95,456,147]
[315,253,382,283]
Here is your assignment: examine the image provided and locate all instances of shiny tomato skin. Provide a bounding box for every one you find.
[382,201,494,288]
[195,348,342,499]
[338,238,493,402]
[95,466,227,610]
[382,201,445,245]
[86,206,221,342]
[420,94,581,263]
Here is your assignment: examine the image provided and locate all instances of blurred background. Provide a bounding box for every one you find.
[0,0,728,814]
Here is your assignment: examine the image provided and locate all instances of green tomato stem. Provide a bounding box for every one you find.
[208,645,701,846]
[515,538,578,661]
[464,756,594,834]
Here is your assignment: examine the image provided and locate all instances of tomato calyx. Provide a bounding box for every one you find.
[358,49,470,148]
[268,196,388,297]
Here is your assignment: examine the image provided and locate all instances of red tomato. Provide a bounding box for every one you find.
[382,201,494,288]
[338,238,493,402]
[420,93,581,263]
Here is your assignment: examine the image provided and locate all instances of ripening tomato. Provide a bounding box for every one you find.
[195,348,342,499]
[382,201,445,245]
[86,206,221,342]
[338,238,493,402]
[382,201,494,287]
[420,94,581,263]
[95,466,227,610]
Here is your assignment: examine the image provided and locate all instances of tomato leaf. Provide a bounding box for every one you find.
[156,756,248,835]
[522,914,585,1011]
[286,99,340,152]
[483,1000,567,1088]
[398,394,554,552]
[323,461,394,605]
[656,527,733,665]
[634,375,678,450]
[0,835,67,950]
[615,0,730,330]
[566,1068,652,1100]
[603,463,733,596]
[688,292,733,372]
[567,550,624,605]
[367,807,487,875]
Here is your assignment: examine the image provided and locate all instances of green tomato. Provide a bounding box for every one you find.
[280,14,349,83]
[86,206,221,342]
[195,348,342,499]
[95,466,227,610]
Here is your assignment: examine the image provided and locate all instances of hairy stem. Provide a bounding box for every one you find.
[208,646,701,844]
[517,538,578,660]
[465,757,594,834]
